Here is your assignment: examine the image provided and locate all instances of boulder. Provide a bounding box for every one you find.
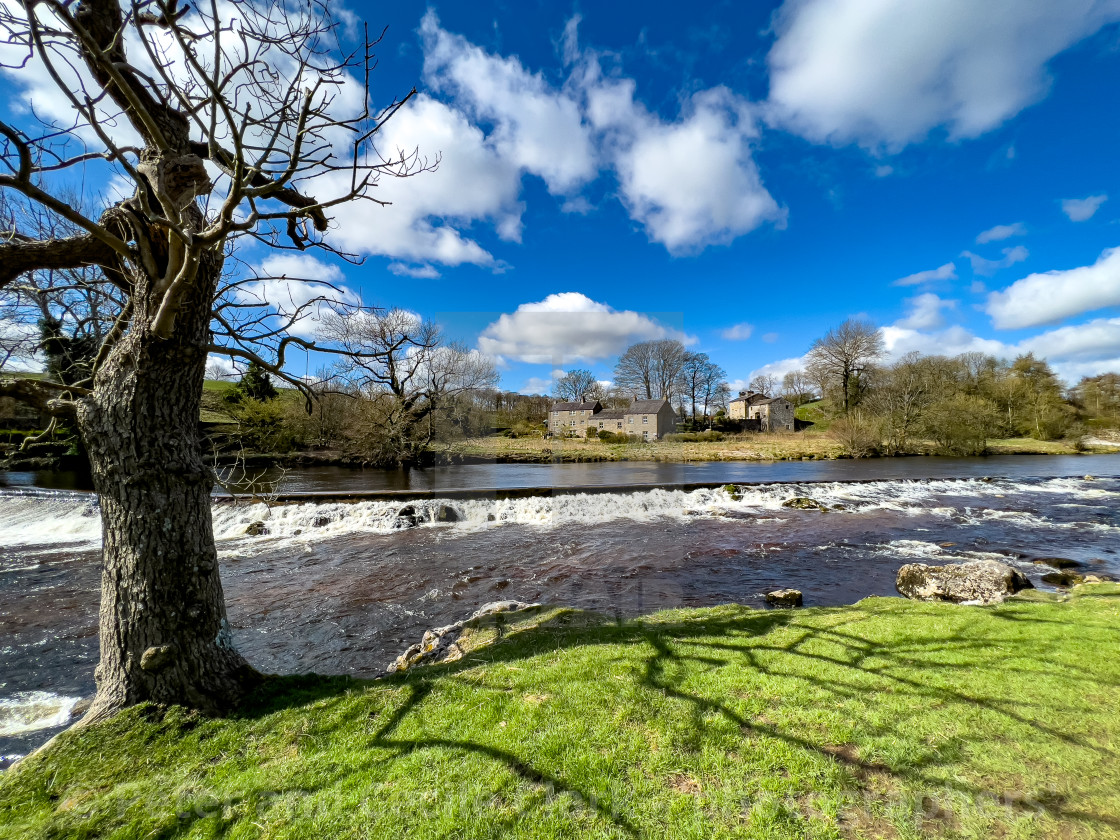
[1083,574,1117,584]
[896,560,1033,605]
[782,497,827,511]
[387,601,539,673]
[311,515,332,528]
[244,521,268,536]
[1042,571,1085,587]
[470,600,535,620]
[435,505,461,523]
[766,589,803,608]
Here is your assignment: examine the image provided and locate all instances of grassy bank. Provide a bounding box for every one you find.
[3,587,1119,838]
[444,432,1106,463]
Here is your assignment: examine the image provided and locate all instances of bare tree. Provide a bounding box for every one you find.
[319,309,497,464]
[805,319,884,414]
[679,351,725,422]
[613,339,689,401]
[780,369,813,406]
[552,368,599,403]
[748,373,778,396]
[0,0,427,719]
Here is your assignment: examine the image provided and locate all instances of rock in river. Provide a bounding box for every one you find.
[397,505,419,528]
[1041,571,1085,587]
[782,497,827,511]
[896,560,1033,605]
[766,589,803,608]
[435,505,461,523]
[245,521,268,536]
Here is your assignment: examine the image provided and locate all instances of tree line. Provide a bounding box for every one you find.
[785,318,1111,456]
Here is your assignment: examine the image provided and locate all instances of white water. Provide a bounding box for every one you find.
[0,491,102,552]
[0,691,80,737]
[3,476,1118,556]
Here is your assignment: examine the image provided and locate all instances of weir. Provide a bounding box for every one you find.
[214,475,1000,505]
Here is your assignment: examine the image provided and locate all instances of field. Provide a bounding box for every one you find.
[444,431,1100,463]
[3,586,1119,839]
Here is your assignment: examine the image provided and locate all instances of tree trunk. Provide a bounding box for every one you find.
[76,251,258,721]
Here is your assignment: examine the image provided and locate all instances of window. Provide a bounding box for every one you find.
[627,417,633,424]
[643,431,649,440]
[617,422,623,429]
[599,422,604,428]
[642,415,648,424]
[570,420,576,427]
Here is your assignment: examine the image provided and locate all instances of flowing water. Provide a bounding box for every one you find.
[2,455,1119,762]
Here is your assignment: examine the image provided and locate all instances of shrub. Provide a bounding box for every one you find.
[597,430,645,444]
[921,394,999,456]
[829,414,880,458]
[664,431,723,442]
[585,426,598,439]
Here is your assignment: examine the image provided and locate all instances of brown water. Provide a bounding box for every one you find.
[2,455,1118,760]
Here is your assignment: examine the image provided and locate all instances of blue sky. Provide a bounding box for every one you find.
[6,0,1120,392]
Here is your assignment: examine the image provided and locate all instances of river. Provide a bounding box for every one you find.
[2,454,1118,762]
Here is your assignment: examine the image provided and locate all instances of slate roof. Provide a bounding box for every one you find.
[626,399,670,414]
[729,391,770,405]
[551,400,601,411]
[595,409,625,420]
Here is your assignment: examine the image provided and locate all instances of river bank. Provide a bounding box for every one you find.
[3,430,1114,474]
[442,431,1113,464]
[3,587,1118,839]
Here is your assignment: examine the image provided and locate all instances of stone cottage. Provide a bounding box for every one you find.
[727,390,795,432]
[548,398,677,440]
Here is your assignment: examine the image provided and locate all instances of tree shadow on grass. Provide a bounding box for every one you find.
[222,594,1120,836]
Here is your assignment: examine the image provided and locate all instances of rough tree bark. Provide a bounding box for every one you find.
[0,0,421,719]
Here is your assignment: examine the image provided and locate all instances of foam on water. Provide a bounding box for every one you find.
[3,475,1117,553]
[0,490,101,550]
[0,691,80,736]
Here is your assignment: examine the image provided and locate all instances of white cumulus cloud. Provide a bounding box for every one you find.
[986,246,1120,329]
[421,12,596,196]
[1061,194,1108,222]
[897,293,956,330]
[478,292,695,364]
[766,0,1120,149]
[580,64,786,253]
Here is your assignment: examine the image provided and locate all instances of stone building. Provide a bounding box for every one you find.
[727,390,795,432]
[547,400,601,436]
[548,398,677,440]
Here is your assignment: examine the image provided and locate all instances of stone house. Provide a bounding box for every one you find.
[548,398,677,440]
[727,390,795,432]
[547,400,602,437]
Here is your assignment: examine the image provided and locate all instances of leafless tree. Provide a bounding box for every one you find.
[0,0,429,719]
[805,318,884,414]
[748,373,778,397]
[552,368,599,403]
[613,339,689,401]
[679,351,726,421]
[780,369,813,406]
[319,309,497,464]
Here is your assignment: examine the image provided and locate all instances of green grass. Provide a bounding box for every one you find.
[4,588,1120,839]
[795,400,832,432]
